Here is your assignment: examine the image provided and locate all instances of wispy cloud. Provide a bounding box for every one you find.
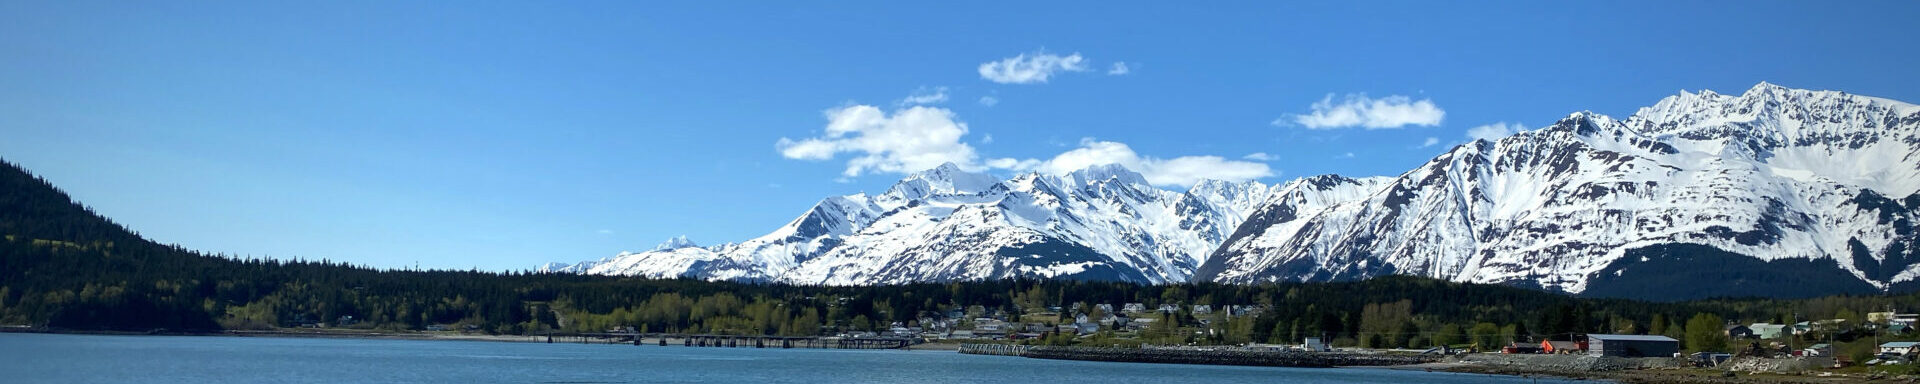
[896,86,949,106]
[1467,122,1527,142]
[1107,62,1130,75]
[1420,137,1440,148]
[1242,152,1279,161]
[1279,93,1444,129]
[596,229,614,235]
[978,96,999,107]
[994,139,1274,187]
[978,50,1089,84]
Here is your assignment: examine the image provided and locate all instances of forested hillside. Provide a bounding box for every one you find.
[2,158,1917,351]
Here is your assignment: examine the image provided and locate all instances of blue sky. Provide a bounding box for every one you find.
[4,1,1918,271]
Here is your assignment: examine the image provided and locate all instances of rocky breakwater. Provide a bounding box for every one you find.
[1008,346,1439,368]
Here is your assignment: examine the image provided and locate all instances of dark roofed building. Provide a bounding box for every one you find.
[1587,334,1679,357]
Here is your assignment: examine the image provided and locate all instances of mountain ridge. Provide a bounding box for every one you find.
[1203,82,1920,300]
[548,83,1920,300]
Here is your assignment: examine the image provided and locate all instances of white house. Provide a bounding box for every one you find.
[1303,337,1330,352]
[1880,341,1920,356]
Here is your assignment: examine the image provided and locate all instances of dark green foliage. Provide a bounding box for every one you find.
[1583,243,1881,300]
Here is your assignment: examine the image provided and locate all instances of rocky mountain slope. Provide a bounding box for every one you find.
[544,163,1270,285]
[1200,82,1920,299]
[548,83,1920,300]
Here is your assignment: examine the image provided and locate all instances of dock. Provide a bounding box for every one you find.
[542,332,914,350]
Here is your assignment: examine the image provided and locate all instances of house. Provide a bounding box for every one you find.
[1881,342,1920,357]
[1749,323,1788,339]
[1157,304,1181,313]
[1804,343,1833,357]
[1587,334,1680,357]
[1192,305,1213,315]
[1303,337,1330,352]
[1866,312,1920,325]
[1891,323,1913,335]
[1542,340,1583,354]
[1094,304,1114,314]
[1896,313,1920,325]
[1724,324,1754,339]
[1126,317,1157,331]
[1122,303,1147,313]
[947,330,976,339]
[974,318,1008,332]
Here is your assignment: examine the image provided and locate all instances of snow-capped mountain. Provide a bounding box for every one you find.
[1199,82,1920,299]
[544,163,1272,284]
[546,83,1920,300]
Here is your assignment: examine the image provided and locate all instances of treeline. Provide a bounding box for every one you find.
[5,158,1920,352]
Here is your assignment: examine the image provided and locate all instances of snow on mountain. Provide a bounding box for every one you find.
[1200,83,1920,299]
[544,162,1271,285]
[545,83,1920,300]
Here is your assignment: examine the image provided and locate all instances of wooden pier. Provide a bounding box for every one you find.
[540,332,913,350]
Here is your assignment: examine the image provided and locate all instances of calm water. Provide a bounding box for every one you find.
[0,333,1587,383]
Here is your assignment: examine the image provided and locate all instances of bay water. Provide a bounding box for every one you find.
[0,333,1589,383]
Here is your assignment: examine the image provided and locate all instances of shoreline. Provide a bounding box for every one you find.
[2,327,559,343]
[1431,358,1877,384]
[12,328,1873,382]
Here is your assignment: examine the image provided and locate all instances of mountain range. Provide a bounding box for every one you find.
[545,83,1920,300]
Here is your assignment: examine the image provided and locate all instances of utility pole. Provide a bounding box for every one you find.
[1788,312,1796,355]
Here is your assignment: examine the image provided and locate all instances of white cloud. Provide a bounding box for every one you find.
[981,133,995,144]
[896,86,948,106]
[779,94,1271,187]
[1420,137,1440,148]
[777,104,983,177]
[1280,93,1445,129]
[1107,62,1130,75]
[978,96,999,107]
[596,229,614,235]
[1466,122,1527,142]
[997,139,1274,187]
[985,157,1041,170]
[978,50,1088,84]
[1337,152,1356,159]
[1242,152,1278,161]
